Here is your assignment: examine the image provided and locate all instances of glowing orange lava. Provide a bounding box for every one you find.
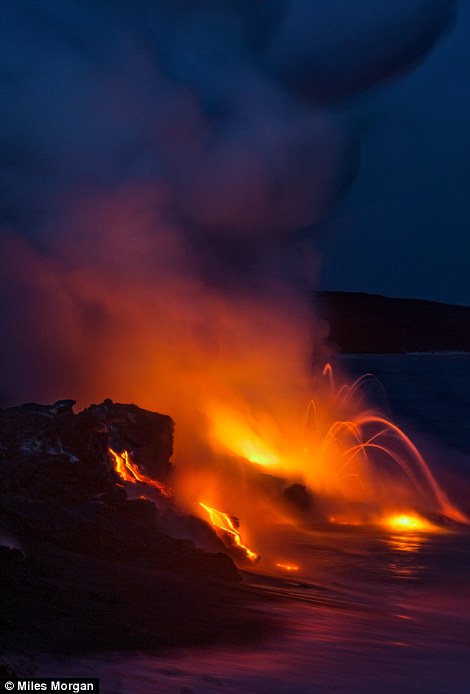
[208,404,282,467]
[204,364,468,528]
[276,562,300,572]
[384,514,436,533]
[106,356,468,574]
[199,502,259,562]
[108,448,173,497]
[329,516,362,527]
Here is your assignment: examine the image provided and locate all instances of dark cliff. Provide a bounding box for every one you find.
[316,292,470,354]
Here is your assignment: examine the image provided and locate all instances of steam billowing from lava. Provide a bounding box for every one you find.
[0,2,462,541]
[0,0,455,402]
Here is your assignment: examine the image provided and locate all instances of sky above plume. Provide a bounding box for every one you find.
[0,0,469,407]
[1,0,468,303]
[318,0,470,305]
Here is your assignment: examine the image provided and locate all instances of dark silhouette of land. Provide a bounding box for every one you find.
[316,292,470,354]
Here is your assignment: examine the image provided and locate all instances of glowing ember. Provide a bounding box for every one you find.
[199,502,259,563]
[323,414,467,525]
[384,514,435,532]
[276,563,300,572]
[329,516,362,526]
[108,448,172,497]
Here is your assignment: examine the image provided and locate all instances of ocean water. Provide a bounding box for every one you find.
[34,355,470,693]
[336,354,470,456]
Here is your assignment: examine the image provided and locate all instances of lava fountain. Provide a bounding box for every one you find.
[108,353,467,569]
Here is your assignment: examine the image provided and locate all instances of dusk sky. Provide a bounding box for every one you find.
[317,0,470,305]
[2,0,468,305]
[1,0,469,405]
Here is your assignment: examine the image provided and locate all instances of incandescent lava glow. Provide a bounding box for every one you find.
[108,448,173,497]
[199,502,260,563]
[384,514,435,533]
[106,360,467,570]
[199,363,469,530]
[209,406,281,467]
[241,443,279,467]
[276,563,300,572]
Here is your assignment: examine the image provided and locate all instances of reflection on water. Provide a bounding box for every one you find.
[388,533,424,553]
[387,532,426,580]
[36,526,470,694]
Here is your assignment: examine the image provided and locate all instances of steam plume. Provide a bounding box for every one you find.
[0,0,454,415]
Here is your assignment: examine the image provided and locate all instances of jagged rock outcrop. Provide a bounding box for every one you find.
[0,399,254,655]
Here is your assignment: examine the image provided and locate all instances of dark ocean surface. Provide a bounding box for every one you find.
[337,354,470,456]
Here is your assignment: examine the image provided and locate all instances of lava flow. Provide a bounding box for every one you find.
[276,563,300,572]
[199,502,260,563]
[108,448,172,497]
[109,448,260,561]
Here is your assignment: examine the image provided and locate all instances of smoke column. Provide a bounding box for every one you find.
[0,0,455,429]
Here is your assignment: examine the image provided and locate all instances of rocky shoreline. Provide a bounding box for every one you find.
[0,400,273,659]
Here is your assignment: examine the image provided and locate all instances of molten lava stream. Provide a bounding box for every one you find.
[108,448,172,497]
[199,502,260,563]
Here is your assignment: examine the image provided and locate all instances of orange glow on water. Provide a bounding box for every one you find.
[388,533,425,555]
[384,514,435,533]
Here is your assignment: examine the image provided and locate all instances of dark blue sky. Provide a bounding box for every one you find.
[1,0,468,407]
[318,0,470,305]
[1,0,468,305]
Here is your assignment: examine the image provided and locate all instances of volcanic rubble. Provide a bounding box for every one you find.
[0,399,272,658]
